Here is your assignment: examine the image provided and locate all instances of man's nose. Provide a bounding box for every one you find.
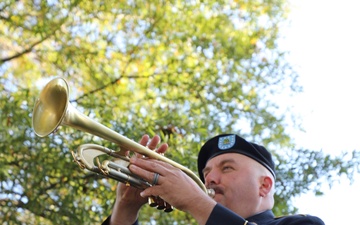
[204,170,220,186]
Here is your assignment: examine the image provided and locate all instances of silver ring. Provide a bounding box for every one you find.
[152,173,160,186]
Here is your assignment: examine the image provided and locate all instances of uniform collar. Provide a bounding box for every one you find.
[246,210,275,224]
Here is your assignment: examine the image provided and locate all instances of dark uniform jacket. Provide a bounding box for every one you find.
[102,203,325,225]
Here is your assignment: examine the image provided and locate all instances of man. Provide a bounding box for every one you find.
[102,134,325,225]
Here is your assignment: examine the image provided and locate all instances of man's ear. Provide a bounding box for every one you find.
[259,176,273,197]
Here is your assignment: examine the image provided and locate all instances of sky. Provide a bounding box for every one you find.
[279,0,360,224]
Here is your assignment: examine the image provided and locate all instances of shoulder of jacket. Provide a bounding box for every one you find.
[274,214,325,225]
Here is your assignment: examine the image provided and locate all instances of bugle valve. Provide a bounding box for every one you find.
[32,77,214,212]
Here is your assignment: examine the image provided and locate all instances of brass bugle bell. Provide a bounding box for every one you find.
[32,77,215,212]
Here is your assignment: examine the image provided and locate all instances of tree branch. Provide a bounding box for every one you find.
[1,37,47,64]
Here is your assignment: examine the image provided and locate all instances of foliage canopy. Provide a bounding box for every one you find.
[1,0,359,224]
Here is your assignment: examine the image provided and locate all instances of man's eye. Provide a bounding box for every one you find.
[203,171,209,178]
[223,166,232,171]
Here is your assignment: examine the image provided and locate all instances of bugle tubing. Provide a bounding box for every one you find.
[32,77,214,210]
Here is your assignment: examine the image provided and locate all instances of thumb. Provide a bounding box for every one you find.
[140,186,160,198]
[140,190,149,198]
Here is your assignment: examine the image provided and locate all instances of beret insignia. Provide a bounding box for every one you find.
[218,134,236,150]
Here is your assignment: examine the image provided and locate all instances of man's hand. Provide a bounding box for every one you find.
[127,148,217,225]
[110,134,168,225]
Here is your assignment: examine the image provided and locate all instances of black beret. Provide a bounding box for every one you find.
[197,134,276,182]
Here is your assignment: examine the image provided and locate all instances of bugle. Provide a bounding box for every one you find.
[32,77,214,212]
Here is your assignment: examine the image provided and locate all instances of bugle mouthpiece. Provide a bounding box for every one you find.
[207,188,215,198]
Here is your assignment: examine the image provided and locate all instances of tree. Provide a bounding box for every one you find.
[0,0,358,224]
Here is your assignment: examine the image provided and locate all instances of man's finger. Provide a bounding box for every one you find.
[147,135,160,150]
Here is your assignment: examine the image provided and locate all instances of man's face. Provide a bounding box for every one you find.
[202,153,264,216]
